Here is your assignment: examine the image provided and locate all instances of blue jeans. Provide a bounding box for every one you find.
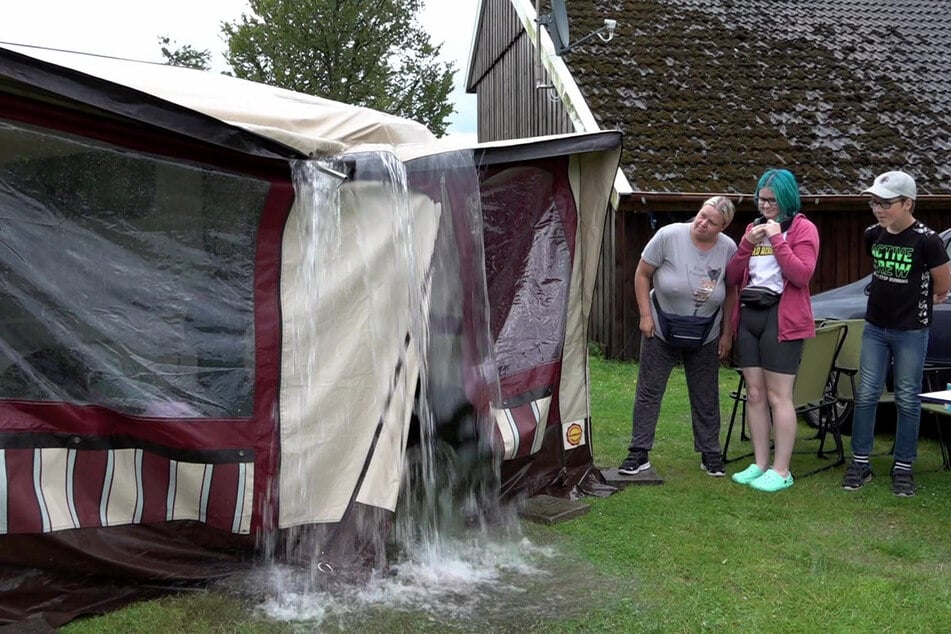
[850,323,929,464]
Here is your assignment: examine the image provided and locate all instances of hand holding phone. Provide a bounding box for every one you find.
[745,223,767,244]
[763,219,782,237]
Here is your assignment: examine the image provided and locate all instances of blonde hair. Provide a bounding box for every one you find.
[702,195,736,227]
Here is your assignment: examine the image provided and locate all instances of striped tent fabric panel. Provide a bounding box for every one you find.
[0,447,253,535]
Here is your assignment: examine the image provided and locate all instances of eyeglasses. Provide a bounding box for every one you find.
[868,198,903,210]
[756,196,778,208]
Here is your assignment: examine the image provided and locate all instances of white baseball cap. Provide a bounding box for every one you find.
[862,170,917,200]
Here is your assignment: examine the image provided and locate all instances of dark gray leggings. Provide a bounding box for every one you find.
[627,334,722,454]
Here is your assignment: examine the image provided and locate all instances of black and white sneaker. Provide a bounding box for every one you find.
[700,452,725,477]
[618,450,651,475]
[891,469,916,497]
[841,462,872,490]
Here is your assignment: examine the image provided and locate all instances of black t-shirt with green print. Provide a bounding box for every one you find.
[864,221,949,330]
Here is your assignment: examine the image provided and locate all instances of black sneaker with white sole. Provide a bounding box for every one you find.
[700,452,725,477]
[891,469,916,497]
[618,450,651,475]
[841,461,872,490]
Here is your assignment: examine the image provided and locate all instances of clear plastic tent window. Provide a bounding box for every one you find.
[0,120,268,418]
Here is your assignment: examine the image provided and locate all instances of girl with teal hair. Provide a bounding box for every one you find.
[755,168,800,223]
[725,168,820,492]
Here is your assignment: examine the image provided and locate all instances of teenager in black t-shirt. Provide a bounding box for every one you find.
[842,171,951,497]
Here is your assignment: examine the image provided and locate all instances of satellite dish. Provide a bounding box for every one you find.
[550,0,570,54]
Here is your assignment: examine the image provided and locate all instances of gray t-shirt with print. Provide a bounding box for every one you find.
[642,222,737,344]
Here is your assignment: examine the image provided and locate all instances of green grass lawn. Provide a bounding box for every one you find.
[62,354,951,633]
[546,355,951,633]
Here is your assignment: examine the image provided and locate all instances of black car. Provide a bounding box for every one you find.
[811,228,951,367]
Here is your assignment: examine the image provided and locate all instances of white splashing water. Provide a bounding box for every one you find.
[249,534,569,629]
[233,151,615,630]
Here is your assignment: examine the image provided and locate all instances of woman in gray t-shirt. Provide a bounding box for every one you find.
[618,196,738,478]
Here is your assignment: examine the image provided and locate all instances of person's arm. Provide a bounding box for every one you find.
[921,231,951,305]
[932,262,951,305]
[635,259,657,338]
[767,217,819,288]
[726,223,755,285]
[718,284,738,360]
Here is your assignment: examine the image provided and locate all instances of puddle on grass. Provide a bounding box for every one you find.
[218,525,635,632]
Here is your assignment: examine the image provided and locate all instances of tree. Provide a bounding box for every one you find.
[158,37,212,71]
[221,0,456,136]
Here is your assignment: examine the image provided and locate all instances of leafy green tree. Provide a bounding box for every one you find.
[158,36,212,71]
[222,0,455,136]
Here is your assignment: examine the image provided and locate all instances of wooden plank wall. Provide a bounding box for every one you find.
[590,207,652,360]
[470,0,575,141]
[596,205,951,361]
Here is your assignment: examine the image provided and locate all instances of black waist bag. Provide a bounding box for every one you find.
[739,286,781,309]
[652,294,718,349]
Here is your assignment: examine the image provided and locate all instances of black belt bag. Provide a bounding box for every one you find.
[739,286,781,309]
[652,294,718,349]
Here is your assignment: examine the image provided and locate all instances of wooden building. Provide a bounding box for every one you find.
[466,0,951,360]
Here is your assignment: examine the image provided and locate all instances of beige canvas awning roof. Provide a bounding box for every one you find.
[0,44,437,156]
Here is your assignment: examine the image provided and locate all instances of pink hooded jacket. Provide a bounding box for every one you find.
[726,213,819,341]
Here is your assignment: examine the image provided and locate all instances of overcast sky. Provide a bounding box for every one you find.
[0,0,479,140]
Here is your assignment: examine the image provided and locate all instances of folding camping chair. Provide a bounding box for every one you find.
[825,319,865,412]
[820,318,894,457]
[921,367,951,471]
[721,368,752,464]
[792,321,849,476]
[921,401,951,471]
[721,321,849,476]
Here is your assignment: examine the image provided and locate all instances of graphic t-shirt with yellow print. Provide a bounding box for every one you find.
[747,233,785,294]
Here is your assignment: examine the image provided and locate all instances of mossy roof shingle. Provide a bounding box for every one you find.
[561,0,951,195]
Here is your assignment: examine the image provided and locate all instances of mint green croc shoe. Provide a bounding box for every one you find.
[748,468,794,492]
[731,464,765,485]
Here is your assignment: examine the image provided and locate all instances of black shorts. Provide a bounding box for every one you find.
[735,302,803,374]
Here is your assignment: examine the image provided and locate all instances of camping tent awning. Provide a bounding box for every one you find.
[0,44,437,159]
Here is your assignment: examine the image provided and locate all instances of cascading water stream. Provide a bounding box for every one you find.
[217,149,627,630]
